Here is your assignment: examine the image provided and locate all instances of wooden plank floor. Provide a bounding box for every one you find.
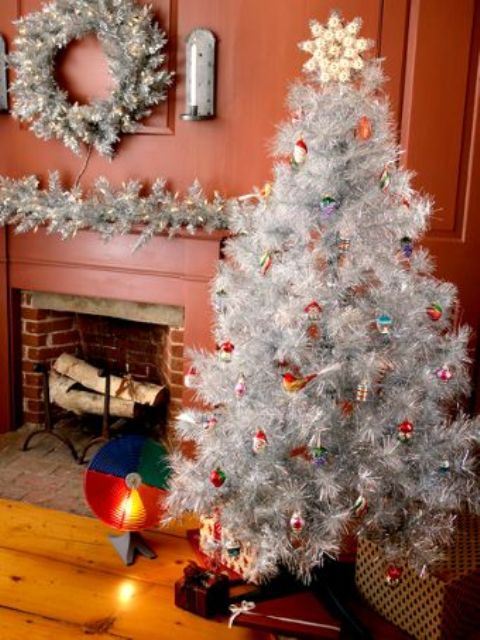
[0,500,267,640]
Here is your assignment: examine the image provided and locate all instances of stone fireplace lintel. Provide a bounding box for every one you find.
[31,292,185,328]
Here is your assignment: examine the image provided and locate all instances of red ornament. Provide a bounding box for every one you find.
[427,303,443,321]
[398,420,414,442]
[210,468,226,488]
[307,324,320,340]
[290,512,305,533]
[356,115,372,141]
[436,366,453,381]
[341,400,354,416]
[386,565,403,587]
[289,445,311,461]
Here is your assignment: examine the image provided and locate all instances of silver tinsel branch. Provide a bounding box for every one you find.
[9,0,174,157]
[0,173,234,250]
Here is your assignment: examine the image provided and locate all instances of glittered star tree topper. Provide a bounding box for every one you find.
[299,10,374,83]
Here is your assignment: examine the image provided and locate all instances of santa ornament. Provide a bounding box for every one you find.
[385,565,403,587]
[291,138,308,167]
[304,300,322,321]
[252,430,268,453]
[218,341,235,362]
[397,420,414,443]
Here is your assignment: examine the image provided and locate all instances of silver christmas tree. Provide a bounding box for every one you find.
[167,12,480,583]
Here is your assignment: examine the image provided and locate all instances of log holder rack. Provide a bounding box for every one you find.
[22,362,128,464]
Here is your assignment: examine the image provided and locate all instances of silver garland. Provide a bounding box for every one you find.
[0,173,234,250]
[9,0,174,157]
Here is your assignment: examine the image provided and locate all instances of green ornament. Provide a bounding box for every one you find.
[312,446,328,466]
[319,196,338,216]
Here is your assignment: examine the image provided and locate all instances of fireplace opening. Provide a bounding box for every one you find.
[21,291,185,433]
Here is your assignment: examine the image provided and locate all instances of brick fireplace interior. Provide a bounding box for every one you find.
[20,291,185,429]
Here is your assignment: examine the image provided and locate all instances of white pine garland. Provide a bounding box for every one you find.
[0,173,236,250]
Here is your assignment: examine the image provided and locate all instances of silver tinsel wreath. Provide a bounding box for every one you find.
[9,0,174,157]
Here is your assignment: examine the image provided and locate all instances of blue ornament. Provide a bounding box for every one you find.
[400,236,413,258]
[376,313,393,334]
[438,460,450,475]
[226,540,241,557]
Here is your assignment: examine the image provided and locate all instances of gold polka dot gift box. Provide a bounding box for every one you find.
[355,514,480,639]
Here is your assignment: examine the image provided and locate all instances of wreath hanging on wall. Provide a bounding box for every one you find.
[9,0,174,157]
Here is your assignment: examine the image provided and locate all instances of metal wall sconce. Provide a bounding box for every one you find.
[180,28,216,121]
[0,35,8,112]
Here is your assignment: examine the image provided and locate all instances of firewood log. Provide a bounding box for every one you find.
[52,353,165,405]
[49,371,138,418]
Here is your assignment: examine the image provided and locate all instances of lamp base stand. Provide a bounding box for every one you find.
[108,532,157,566]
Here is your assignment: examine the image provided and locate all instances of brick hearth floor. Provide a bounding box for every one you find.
[0,421,96,516]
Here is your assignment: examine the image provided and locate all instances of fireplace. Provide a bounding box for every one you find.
[20,291,185,427]
[0,227,225,432]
